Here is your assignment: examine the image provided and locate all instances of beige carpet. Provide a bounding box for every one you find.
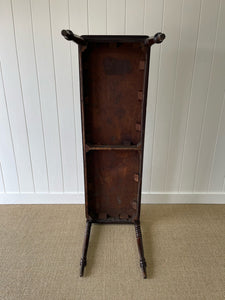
[0,204,224,300]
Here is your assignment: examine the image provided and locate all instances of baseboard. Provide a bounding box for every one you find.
[0,193,84,204]
[0,192,225,204]
[141,192,225,204]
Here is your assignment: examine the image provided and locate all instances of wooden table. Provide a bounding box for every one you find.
[62,30,165,278]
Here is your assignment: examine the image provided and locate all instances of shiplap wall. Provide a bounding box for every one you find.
[0,0,225,204]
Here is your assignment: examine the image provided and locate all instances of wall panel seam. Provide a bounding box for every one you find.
[208,90,225,191]
[68,0,79,190]
[0,163,6,192]
[87,0,89,34]
[48,0,65,191]
[10,0,35,191]
[149,0,165,190]
[178,0,203,192]
[193,0,221,191]
[0,62,20,191]
[164,0,184,191]
[223,176,225,192]
[29,0,50,192]
[142,0,146,35]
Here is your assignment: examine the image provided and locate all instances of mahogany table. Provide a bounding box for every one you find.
[62,30,165,278]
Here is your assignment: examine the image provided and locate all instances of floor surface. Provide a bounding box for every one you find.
[0,204,224,300]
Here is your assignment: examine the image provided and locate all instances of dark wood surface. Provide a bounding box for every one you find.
[82,42,146,146]
[62,31,165,278]
[80,38,150,223]
[86,150,140,222]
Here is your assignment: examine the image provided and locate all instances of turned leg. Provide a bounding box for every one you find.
[134,221,147,278]
[80,220,92,277]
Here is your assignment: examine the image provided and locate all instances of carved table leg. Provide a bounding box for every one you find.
[80,220,92,277]
[134,221,147,278]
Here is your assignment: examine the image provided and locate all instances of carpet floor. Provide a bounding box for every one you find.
[0,204,224,300]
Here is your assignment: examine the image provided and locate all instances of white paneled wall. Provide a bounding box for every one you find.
[0,0,225,203]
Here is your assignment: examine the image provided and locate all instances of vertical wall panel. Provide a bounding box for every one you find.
[150,0,183,191]
[0,63,19,192]
[179,0,220,191]
[68,0,88,34]
[69,0,88,192]
[88,0,107,34]
[12,0,49,192]
[49,0,78,192]
[30,0,63,192]
[0,0,34,192]
[126,0,145,34]
[142,0,164,191]
[194,0,225,191]
[0,163,5,192]
[107,0,126,34]
[208,92,225,192]
[164,0,202,191]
